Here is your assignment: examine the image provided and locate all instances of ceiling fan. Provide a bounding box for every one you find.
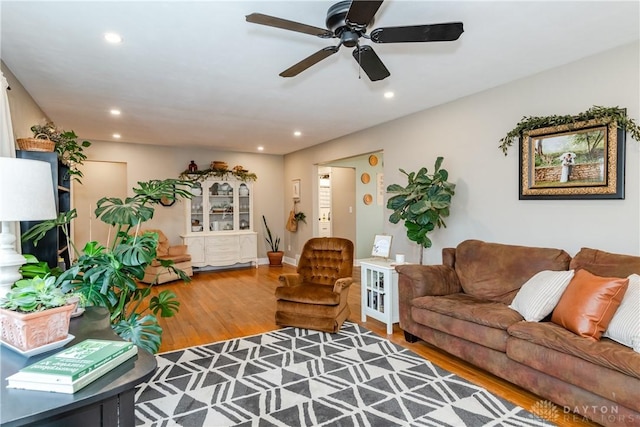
[246,0,464,81]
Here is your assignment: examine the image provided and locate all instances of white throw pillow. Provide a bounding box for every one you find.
[604,274,640,352]
[509,270,575,322]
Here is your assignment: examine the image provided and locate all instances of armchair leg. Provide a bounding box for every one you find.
[404,331,419,343]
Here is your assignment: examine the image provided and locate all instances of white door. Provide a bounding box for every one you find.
[73,161,127,251]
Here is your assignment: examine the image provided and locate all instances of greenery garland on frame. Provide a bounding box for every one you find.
[499,106,640,155]
[179,167,257,182]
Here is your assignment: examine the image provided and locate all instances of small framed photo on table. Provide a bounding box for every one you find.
[371,235,392,258]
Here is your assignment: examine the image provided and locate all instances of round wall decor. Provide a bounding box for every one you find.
[363,194,373,205]
[361,172,371,184]
[368,155,378,166]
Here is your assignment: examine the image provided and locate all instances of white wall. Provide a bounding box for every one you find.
[83,141,285,254]
[284,42,640,264]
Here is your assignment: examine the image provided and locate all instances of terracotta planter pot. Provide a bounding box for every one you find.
[267,251,284,267]
[0,304,74,351]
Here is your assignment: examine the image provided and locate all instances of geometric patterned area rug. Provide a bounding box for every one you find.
[135,323,554,426]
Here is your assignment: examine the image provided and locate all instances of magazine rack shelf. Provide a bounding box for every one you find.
[360,258,400,334]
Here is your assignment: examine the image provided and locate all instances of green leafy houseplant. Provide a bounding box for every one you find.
[0,275,69,313]
[498,106,640,155]
[293,212,307,224]
[22,178,194,353]
[262,215,280,252]
[387,157,456,265]
[29,122,92,181]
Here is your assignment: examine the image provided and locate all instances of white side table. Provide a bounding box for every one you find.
[360,258,401,334]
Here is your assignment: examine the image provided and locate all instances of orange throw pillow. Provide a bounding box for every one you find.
[551,269,629,340]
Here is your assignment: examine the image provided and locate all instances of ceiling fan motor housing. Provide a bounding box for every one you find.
[326,0,369,47]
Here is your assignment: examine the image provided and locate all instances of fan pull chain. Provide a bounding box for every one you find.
[356,44,362,80]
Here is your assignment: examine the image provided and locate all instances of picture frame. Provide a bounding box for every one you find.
[519,117,625,199]
[292,179,301,200]
[371,234,392,258]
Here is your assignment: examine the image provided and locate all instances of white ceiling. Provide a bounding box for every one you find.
[2,1,639,155]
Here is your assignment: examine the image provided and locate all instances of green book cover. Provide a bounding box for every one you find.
[16,339,135,383]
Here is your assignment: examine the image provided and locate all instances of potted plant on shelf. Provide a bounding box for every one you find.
[387,157,456,265]
[262,215,283,266]
[0,275,77,352]
[19,121,92,182]
[21,178,194,353]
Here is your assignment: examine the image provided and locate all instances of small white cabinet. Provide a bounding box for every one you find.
[181,178,257,269]
[360,258,400,334]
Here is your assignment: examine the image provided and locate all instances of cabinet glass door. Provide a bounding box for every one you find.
[209,181,235,231]
[190,182,204,233]
[238,183,251,230]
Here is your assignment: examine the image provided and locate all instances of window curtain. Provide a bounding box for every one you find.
[1,70,19,250]
[1,71,16,157]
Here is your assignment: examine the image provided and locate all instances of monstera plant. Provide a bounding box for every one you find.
[387,157,456,265]
[22,178,193,353]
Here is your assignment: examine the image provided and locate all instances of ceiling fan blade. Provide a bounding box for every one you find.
[280,46,340,77]
[346,0,384,27]
[370,22,464,43]
[352,45,390,81]
[246,13,333,38]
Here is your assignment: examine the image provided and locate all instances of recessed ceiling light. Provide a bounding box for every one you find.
[384,91,395,99]
[110,109,121,116]
[293,131,302,137]
[104,32,122,44]
[112,133,121,139]
[257,146,264,151]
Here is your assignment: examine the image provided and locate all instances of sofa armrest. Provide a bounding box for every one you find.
[333,277,353,293]
[168,245,188,256]
[279,273,302,286]
[395,264,462,298]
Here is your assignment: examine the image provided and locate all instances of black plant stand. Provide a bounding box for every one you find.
[0,307,157,427]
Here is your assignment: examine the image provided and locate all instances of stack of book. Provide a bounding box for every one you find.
[6,339,138,394]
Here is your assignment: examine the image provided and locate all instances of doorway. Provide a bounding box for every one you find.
[73,160,127,249]
[319,151,384,260]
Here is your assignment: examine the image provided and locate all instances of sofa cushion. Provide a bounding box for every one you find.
[570,247,640,278]
[411,293,523,352]
[551,269,629,340]
[604,274,640,352]
[508,321,640,380]
[509,269,575,321]
[454,240,571,304]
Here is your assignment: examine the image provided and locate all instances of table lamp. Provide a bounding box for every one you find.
[0,157,57,298]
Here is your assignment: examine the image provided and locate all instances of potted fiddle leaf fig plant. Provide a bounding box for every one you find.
[387,157,456,265]
[0,275,77,352]
[21,178,194,353]
[262,215,283,266]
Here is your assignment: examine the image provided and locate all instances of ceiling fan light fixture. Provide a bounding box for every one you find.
[246,0,463,82]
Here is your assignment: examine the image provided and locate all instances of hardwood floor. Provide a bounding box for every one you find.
[151,265,597,427]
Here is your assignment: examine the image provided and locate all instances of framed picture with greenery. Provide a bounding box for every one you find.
[519,117,625,199]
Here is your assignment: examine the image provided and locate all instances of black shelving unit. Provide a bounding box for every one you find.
[16,150,70,269]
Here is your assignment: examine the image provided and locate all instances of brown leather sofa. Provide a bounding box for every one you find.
[139,229,193,284]
[396,240,640,426]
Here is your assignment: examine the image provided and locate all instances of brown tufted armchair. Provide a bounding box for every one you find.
[137,229,193,284]
[275,237,354,333]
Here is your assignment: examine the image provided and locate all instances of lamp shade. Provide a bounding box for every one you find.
[0,157,57,221]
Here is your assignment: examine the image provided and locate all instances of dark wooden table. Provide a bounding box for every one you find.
[1,307,157,427]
